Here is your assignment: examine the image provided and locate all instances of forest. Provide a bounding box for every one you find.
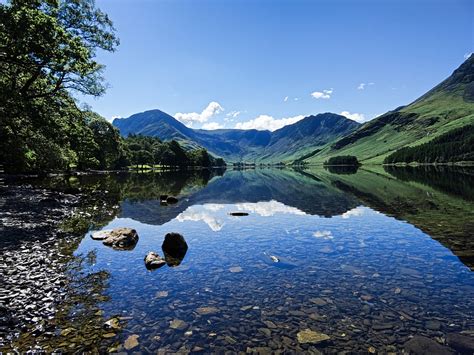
[0,0,219,173]
[384,125,474,164]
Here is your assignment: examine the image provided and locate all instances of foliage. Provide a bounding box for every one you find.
[384,125,474,164]
[122,134,226,167]
[324,155,360,166]
[0,0,121,173]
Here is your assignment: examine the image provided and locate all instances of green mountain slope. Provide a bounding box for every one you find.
[304,55,474,164]
[113,111,359,163]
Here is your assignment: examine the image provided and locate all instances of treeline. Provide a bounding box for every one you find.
[384,125,474,164]
[123,135,225,168]
[324,155,360,166]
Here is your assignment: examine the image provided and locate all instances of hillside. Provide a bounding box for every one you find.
[113,111,359,162]
[304,55,474,164]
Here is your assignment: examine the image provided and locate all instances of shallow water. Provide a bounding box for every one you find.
[4,166,474,353]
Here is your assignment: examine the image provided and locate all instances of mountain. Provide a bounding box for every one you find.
[304,55,474,164]
[113,111,359,162]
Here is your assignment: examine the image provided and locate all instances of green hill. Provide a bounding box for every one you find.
[304,55,474,164]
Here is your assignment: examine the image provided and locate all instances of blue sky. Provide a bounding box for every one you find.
[85,0,473,130]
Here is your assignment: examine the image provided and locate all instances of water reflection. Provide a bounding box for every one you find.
[9,167,473,353]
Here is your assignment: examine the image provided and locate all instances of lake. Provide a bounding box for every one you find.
[2,166,474,353]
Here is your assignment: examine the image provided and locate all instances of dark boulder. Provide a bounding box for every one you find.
[446,333,474,354]
[404,336,453,355]
[166,196,179,204]
[162,233,188,267]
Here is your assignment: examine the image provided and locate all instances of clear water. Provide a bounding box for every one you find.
[71,167,474,353]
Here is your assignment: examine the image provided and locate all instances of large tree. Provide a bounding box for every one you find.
[0,0,120,173]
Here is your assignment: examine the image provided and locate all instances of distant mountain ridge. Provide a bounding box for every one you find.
[113,111,360,162]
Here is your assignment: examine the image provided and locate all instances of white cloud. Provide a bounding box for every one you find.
[340,111,366,123]
[294,97,300,101]
[284,96,289,102]
[311,89,333,99]
[357,82,375,90]
[234,114,306,131]
[201,122,224,130]
[226,111,241,118]
[177,206,224,231]
[341,206,366,219]
[175,101,224,127]
[313,230,333,240]
[236,200,306,217]
[464,52,473,60]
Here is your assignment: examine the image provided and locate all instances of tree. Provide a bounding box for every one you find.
[0,0,119,173]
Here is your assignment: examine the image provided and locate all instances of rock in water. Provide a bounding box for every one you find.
[162,233,188,267]
[160,194,168,201]
[169,319,188,330]
[124,334,139,350]
[229,212,249,216]
[446,333,474,353]
[90,229,112,240]
[404,336,454,355]
[166,196,178,204]
[196,306,220,315]
[297,329,330,344]
[144,251,166,270]
[102,228,139,250]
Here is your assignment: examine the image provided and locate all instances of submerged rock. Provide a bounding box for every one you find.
[166,196,179,204]
[229,212,249,216]
[446,333,474,353]
[162,232,188,267]
[102,228,139,250]
[229,266,243,273]
[124,334,139,350]
[404,336,453,355]
[169,319,188,330]
[144,251,166,270]
[297,329,330,344]
[196,306,220,315]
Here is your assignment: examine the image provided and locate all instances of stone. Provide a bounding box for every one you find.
[229,212,249,216]
[162,233,188,267]
[196,306,220,315]
[124,334,139,350]
[166,196,178,204]
[425,320,441,331]
[90,230,112,240]
[144,251,166,270]
[104,317,121,331]
[297,329,330,344]
[160,195,168,201]
[155,291,169,298]
[310,298,327,306]
[169,319,188,330]
[446,333,474,353]
[404,336,453,355]
[229,266,243,273]
[102,228,139,250]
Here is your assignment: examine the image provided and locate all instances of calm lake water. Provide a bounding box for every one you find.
[6,166,474,353]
